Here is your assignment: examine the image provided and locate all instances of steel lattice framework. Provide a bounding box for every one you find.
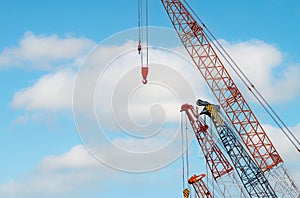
[198,101,276,197]
[161,0,281,172]
[181,104,233,179]
[161,0,299,197]
[189,174,213,198]
[181,103,247,198]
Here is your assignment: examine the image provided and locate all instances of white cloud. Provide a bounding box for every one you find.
[0,145,111,198]
[37,145,100,171]
[220,39,300,103]
[0,139,190,198]
[11,112,57,127]
[4,31,300,197]
[0,31,95,70]
[10,40,206,119]
[11,69,75,111]
[5,31,300,115]
[11,37,300,129]
[71,41,207,144]
[0,126,299,198]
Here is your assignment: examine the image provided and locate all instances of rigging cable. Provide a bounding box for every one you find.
[185,114,190,179]
[183,0,300,152]
[203,26,300,152]
[138,0,144,68]
[146,0,149,69]
[181,111,192,194]
[181,112,186,190]
[138,0,142,54]
[141,0,149,84]
[184,112,192,195]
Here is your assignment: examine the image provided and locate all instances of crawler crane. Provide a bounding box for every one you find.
[160,0,300,197]
[181,104,247,197]
[136,0,300,197]
[196,99,276,197]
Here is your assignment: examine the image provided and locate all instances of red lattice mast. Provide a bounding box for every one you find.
[189,174,213,198]
[162,0,282,172]
[181,104,233,179]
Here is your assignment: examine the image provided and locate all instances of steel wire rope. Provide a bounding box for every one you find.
[181,112,186,190]
[182,0,300,152]
[146,0,149,68]
[138,0,144,68]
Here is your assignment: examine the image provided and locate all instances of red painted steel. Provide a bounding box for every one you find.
[188,174,213,198]
[181,104,233,180]
[162,0,283,172]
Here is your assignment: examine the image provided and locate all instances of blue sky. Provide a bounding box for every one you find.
[1,1,300,197]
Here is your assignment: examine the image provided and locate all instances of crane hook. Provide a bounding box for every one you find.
[141,66,148,84]
[142,78,147,84]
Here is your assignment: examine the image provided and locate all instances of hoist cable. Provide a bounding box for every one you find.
[208,30,300,151]
[181,112,186,189]
[204,28,300,150]
[248,89,300,151]
[139,0,144,68]
[185,115,189,179]
[146,0,149,68]
[183,0,300,152]
[138,0,141,42]
[255,90,300,148]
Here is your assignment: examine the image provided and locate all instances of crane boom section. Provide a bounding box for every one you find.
[198,100,277,197]
[181,104,233,179]
[181,104,248,197]
[189,174,213,198]
[161,0,282,172]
